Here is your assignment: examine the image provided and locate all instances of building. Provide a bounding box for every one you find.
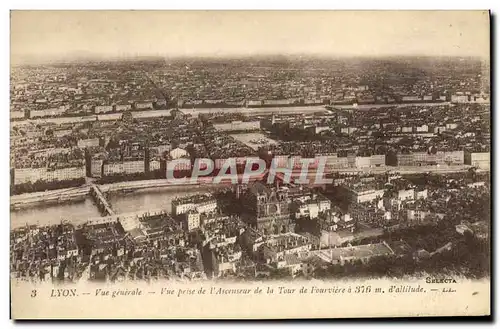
[387,151,464,167]
[397,189,415,201]
[208,242,243,278]
[77,138,100,148]
[451,95,470,103]
[98,113,122,121]
[134,101,154,110]
[434,126,447,134]
[169,147,189,160]
[355,155,386,168]
[14,166,86,184]
[94,105,113,114]
[349,201,387,226]
[402,95,421,102]
[103,160,145,176]
[262,99,294,106]
[240,182,295,235]
[312,126,331,135]
[213,121,261,132]
[149,160,161,171]
[258,232,312,264]
[172,194,217,216]
[115,104,132,112]
[401,126,413,133]
[167,158,192,171]
[247,100,263,107]
[30,107,66,118]
[416,124,429,133]
[414,188,428,200]
[131,110,172,119]
[54,129,72,138]
[340,182,385,204]
[10,111,25,120]
[329,156,351,169]
[340,127,358,135]
[316,208,356,233]
[468,181,486,188]
[464,151,490,170]
[446,123,458,130]
[313,241,394,266]
[182,210,201,231]
[406,209,431,225]
[91,159,104,178]
[441,151,464,165]
[292,193,331,220]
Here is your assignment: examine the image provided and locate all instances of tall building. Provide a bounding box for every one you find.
[240,182,294,235]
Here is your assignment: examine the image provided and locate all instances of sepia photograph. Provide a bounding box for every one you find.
[9,10,491,319]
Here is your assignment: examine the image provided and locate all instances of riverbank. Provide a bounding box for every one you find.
[10,164,487,209]
[10,179,231,209]
[179,103,453,117]
[99,179,209,193]
[10,185,90,210]
[10,181,225,229]
[11,101,473,127]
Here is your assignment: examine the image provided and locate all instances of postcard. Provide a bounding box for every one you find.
[10,10,491,319]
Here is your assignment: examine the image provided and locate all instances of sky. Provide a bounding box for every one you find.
[10,10,490,63]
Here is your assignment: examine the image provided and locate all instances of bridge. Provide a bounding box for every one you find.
[89,183,115,216]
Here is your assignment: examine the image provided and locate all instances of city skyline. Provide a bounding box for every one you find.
[11,10,490,64]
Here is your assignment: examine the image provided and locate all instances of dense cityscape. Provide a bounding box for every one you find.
[10,56,490,283]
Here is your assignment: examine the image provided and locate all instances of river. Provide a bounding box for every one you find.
[10,185,227,229]
[10,198,101,229]
[11,103,457,128]
[107,187,209,214]
[179,102,453,117]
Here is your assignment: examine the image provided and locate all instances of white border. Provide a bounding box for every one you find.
[3,1,498,10]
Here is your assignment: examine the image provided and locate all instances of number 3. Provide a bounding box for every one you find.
[31,290,37,297]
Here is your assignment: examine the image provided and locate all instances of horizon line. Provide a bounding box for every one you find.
[11,52,489,66]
